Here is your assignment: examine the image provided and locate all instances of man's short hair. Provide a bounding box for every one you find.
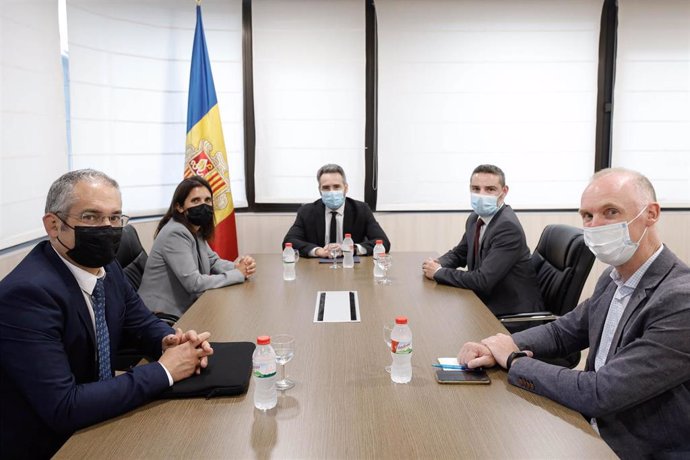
[316,164,347,184]
[591,167,657,202]
[45,169,120,215]
[471,164,505,187]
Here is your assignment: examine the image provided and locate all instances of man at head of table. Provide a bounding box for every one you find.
[283,163,391,258]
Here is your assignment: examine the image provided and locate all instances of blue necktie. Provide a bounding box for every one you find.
[93,278,112,380]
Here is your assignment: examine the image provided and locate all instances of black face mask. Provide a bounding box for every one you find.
[186,204,214,227]
[57,221,122,268]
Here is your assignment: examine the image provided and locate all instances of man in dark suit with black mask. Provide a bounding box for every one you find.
[0,169,213,458]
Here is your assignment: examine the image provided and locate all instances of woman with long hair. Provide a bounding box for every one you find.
[138,176,256,316]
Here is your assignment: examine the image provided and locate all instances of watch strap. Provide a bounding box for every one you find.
[506,351,528,371]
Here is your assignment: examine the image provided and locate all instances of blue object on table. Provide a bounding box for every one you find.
[431,363,484,372]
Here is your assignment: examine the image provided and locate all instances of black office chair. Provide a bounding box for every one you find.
[499,224,595,368]
[116,224,148,290]
[113,225,178,371]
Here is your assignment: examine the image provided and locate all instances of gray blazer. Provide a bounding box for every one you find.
[511,246,690,458]
[434,205,543,316]
[138,220,245,317]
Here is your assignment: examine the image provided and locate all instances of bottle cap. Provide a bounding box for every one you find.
[345,233,352,238]
[376,240,383,244]
[257,335,271,345]
[395,316,408,325]
[285,243,293,248]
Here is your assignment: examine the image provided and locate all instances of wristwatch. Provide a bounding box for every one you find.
[506,351,529,371]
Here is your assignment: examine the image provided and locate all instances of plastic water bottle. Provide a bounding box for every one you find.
[253,336,277,410]
[390,316,412,383]
[283,243,296,281]
[342,233,354,268]
[373,239,385,278]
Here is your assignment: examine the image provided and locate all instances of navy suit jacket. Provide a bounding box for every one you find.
[283,197,391,257]
[511,246,690,457]
[434,205,543,316]
[0,241,174,459]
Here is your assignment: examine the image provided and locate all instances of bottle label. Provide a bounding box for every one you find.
[391,340,412,354]
[253,361,277,378]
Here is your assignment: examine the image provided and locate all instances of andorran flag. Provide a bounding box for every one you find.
[184,4,238,261]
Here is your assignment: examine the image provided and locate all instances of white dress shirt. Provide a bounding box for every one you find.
[52,245,174,385]
[308,201,366,256]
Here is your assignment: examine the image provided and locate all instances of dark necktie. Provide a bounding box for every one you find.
[473,218,485,260]
[92,278,112,381]
[329,211,338,243]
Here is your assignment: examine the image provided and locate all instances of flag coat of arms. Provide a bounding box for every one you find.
[185,4,238,261]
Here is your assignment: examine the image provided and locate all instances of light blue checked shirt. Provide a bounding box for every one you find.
[594,244,665,371]
[591,244,664,433]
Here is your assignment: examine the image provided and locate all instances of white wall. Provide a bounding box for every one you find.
[0,0,68,250]
[612,0,690,207]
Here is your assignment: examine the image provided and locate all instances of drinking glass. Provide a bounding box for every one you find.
[383,324,393,373]
[376,253,392,285]
[272,334,295,390]
[329,245,341,269]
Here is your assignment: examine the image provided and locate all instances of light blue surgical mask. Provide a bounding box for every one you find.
[471,193,500,218]
[322,191,345,210]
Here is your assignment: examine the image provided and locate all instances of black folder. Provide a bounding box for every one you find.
[158,341,255,399]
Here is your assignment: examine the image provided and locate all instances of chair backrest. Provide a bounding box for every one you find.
[116,225,148,290]
[530,224,595,316]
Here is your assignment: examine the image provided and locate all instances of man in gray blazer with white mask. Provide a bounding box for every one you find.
[458,168,690,458]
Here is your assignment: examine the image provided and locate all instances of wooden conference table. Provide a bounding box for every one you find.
[57,253,614,459]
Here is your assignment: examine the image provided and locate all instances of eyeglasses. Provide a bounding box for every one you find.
[57,212,130,227]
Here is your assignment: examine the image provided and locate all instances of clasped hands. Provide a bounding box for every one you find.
[160,328,214,382]
[315,243,343,259]
[235,255,257,279]
[457,333,533,369]
[422,258,441,280]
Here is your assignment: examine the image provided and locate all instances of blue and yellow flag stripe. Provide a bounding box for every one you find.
[186,5,217,132]
[184,5,238,260]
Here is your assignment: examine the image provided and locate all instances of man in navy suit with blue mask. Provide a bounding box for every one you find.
[283,163,391,258]
[0,169,214,459]
[422,164,543,316]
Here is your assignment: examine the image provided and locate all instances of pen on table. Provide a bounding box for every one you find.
[432,363,483,372]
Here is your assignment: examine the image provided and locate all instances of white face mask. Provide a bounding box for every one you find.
[583,207,648,267]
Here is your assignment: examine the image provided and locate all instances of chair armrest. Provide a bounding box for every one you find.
[155,312,180,327]
[498,311,559,323]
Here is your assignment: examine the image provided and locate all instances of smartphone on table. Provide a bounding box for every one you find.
[435,369,490,384]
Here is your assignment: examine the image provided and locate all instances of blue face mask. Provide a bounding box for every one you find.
[322,191,345,210]
[471,193,500,218]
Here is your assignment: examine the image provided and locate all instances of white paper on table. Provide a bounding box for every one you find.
[438,357,462,371]
[313,291,360,323]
